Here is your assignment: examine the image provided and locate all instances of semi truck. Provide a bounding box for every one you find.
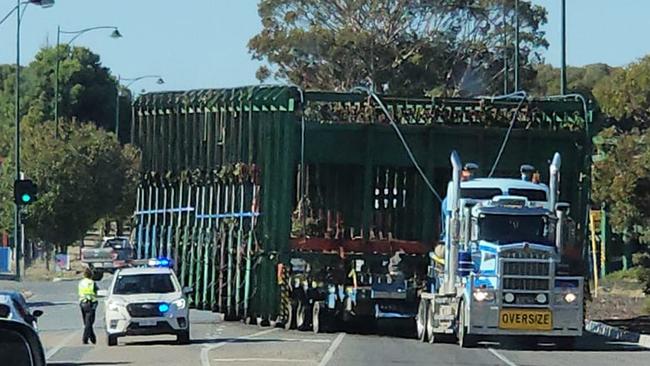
[416,151,584,348]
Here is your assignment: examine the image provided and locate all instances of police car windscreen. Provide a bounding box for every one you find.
[460,188,502,199]
[113,274,175,294]
[508,188,546,201]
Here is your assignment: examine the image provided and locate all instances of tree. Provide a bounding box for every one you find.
[593,55,650,130]
[249,0,548,96]
[531,63,617,101]
[23,45,121,132]
[0,118,139,250]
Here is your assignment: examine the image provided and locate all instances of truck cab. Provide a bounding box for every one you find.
[418,151,584,349]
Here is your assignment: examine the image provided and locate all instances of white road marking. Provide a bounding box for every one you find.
[318,332,345,366]
[45,330,79,360]
[213,358,312,363]
[488,347,518,366]
[200,328,279,366]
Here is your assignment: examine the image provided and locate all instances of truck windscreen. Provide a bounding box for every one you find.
[478,214,553,245]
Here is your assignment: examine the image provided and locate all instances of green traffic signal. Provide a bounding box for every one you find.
[14,179,38,206]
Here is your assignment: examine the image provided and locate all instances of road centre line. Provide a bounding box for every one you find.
[213,358,313,363]
[488,347,518,366]
[45,330,80,360]
[318,332,345,366]
[200,327,279,366]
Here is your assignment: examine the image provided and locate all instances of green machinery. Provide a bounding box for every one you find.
[130,86,593,324]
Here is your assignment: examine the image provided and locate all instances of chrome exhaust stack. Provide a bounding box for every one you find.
[444,150,462,294]
[549,153,561,211]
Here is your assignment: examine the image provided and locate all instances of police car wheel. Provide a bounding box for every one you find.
[107,334,117,347]
[176,330,190,345]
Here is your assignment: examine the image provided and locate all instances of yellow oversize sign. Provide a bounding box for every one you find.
[498,308,552,331]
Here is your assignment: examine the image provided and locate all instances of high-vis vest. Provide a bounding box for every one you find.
[78,278,96,302]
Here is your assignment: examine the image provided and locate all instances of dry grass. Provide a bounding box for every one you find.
[24,245,86,282]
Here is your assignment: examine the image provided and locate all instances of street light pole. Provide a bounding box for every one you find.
[560,0,567,95]
[54,25,121,137]
[14,0,22,281]
[115,75,164,139]
[10,0,55,281]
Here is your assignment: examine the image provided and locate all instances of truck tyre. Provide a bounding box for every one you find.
[427,299,438,344]
[555,336,576,350]
[296,299,308,330]
[458,304,476,348]
[312,302,331,333]
[107,334,118,347]
[284,300,295,330]
[416,299,428,342]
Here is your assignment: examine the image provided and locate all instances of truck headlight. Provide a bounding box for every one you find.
[504,293,515,303]
[108,301,123,311]
[535,293,547,304]
[564,292,577,303]
[472,289,494,302]
[172,298,186,310]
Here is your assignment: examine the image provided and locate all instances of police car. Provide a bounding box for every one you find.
[101,259,193,346]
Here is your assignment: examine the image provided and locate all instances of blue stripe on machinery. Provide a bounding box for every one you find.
[195,212,261,219]
[478,244,498,254]
[135,207,195,215]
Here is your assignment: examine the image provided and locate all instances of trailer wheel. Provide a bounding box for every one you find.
[416,299,428,342]
[296,299,308,330]
[91,269,104,281]
[457,303,477,348]
[312,302,331,334]
[284,300,295,330]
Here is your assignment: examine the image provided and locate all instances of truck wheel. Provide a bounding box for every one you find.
[296,299,308,330]
[284,300,295,330]
[416,299,428,342]
[555,336,576,350]
[312,302,331,334]
[458,305,476,348]
[107,334,118,347]
[426,300,438,344]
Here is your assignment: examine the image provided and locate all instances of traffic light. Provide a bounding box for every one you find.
[14,179,38,205]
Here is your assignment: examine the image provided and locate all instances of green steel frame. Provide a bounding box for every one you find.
[131,85,593,322]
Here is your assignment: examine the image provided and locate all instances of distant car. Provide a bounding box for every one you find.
[0,291,43,331]
[81,236,136,280]
[102,259,193,346]
[0,318,46,366]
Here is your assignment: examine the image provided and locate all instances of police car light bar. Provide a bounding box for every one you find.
[148,258,173,267]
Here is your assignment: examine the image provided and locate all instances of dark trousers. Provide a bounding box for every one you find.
[80,301,97,343]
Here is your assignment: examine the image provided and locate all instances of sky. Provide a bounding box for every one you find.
[0,0,648,92]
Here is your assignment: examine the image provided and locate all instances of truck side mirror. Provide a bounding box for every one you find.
[182,287,194,295]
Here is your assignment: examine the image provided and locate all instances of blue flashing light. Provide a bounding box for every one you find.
[158,303,170,313]
[148,257,173,268]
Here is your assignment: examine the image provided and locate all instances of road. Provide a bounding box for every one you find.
[1,278,648,366]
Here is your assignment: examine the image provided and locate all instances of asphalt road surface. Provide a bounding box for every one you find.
[1,277,648,366]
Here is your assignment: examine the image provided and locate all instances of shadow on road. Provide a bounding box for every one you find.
[484,334,649,352]
[122,337,293,347]
[49,362,131,366]
[29,301,76,307]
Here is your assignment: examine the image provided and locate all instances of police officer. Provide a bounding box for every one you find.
[78,268,98,344]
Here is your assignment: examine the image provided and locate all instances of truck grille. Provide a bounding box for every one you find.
[127,303,164,317]
[500,248,552,292]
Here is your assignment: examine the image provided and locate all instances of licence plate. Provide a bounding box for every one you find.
[498,308,552,331]
[139,319,157,327]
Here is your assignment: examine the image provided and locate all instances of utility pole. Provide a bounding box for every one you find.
[560,0,566,95]
[503,1,508,94]
[514,0,520,92]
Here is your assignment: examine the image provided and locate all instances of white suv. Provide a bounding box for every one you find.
[102,264,192,346]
